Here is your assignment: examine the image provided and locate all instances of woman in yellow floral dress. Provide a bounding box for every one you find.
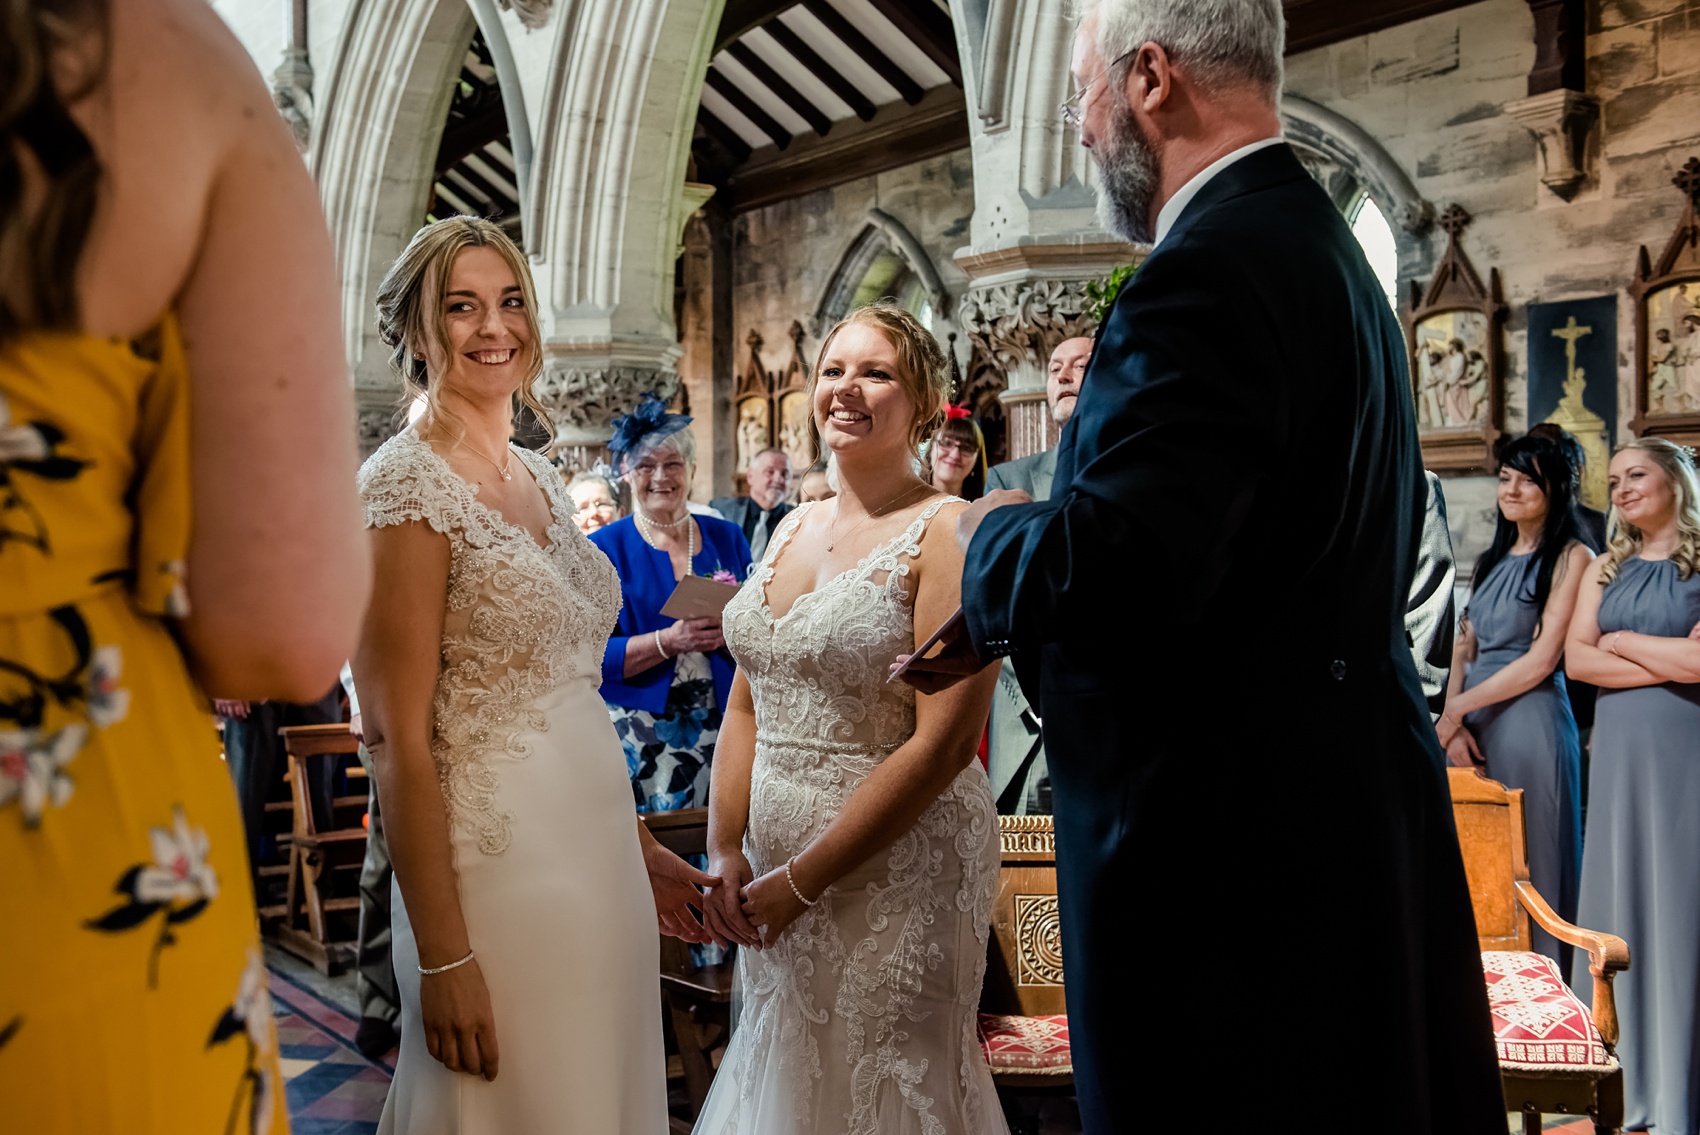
[0,0,370,1131]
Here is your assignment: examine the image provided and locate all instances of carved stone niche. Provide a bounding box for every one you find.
[532,363,681,471]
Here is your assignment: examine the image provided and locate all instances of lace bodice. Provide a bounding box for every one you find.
[357,433,621,854]
[709,497,1004,1135]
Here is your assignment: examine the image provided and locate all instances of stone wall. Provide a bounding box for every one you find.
[1285,0,1700,572]
[724,148,977,476]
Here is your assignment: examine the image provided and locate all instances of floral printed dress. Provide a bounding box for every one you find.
[0,319,287,1135]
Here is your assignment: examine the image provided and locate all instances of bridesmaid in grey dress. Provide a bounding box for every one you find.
[1438,434,1592,965]
[1566,438,1700,1135]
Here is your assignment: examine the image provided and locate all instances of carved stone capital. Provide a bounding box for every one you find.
[1505,89,1599,201]
[356,405,400,462]
[270,48,314,153]
[958,278,1096,392]
[533,364,681,447]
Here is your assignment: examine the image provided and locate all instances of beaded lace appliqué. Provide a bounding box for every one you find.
[715,499,1002,1134]
[357,434,621,855]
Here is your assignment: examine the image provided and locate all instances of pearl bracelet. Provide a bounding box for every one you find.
[418,949,475,976]
[654,629,672,659]
[784,858,816,907]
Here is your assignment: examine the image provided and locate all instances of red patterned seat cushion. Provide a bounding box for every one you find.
[1483,951,1617,1074]
[977,1013,1071,1075]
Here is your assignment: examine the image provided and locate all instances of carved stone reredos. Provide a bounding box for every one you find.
[533,364,682,444]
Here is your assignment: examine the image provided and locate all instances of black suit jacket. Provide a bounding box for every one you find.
[709,496,791,565]
[962,145,1504,1131]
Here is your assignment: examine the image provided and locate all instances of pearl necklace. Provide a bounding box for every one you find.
[636,509,694,578]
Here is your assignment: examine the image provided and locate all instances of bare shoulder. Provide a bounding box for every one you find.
[913,495,968,560]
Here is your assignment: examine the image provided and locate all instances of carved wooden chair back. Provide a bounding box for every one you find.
[1447,767,1533,952]
[982,814,1065,1017]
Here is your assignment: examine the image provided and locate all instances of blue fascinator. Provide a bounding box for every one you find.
[608,393,692,472]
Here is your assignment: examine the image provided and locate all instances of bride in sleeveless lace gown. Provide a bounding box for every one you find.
[695,306,1007,1135]
[354,221,715,1134]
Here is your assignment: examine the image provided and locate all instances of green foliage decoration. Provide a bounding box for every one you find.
[1082,262,1138,326]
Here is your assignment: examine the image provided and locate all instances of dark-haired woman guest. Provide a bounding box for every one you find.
[1438,433,1592,965]
[925,410,986,501]
[1566,438,1700,1135]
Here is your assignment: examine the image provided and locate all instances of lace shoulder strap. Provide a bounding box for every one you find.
[753,500,817,578]
[874,495,959,572]
[357,433,488,546]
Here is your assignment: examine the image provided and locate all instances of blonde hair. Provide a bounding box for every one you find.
[810,301,950,460]
[374,216,549,442]
[1599,437,1700,585]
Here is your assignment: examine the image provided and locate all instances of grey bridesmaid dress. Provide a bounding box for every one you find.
[1462,550,1582,966]
[1572,555,1700,1135]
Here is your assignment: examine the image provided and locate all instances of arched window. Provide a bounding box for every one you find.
[1349,194,1398,309]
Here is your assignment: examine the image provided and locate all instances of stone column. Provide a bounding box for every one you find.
[949,0,1136,460]
[533,360,682,471]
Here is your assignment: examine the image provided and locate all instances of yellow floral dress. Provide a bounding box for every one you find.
[0,318,289,1135]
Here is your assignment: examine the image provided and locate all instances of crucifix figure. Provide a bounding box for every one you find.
[1552,315,1592,384]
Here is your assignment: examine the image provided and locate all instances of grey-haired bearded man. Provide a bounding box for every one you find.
[899,1,1506,1129]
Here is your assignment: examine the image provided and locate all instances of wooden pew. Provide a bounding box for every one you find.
[640,808,731,1133]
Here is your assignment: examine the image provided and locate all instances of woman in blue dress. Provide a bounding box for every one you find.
[589,397,750,816]
[1437,432,1592,965]
[1566,438,1700,1135]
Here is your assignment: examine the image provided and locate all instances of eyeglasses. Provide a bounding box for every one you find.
[932,439,975,457]
[1059,49,1136,128]
[631,460,686,481]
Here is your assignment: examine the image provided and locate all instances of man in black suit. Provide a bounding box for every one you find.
[710,447,793,567]
[901,2,1504,1129]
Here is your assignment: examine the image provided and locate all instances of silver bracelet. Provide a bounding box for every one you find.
[654,629,672,659]
[418,949,475,976]
[784,858,816,907]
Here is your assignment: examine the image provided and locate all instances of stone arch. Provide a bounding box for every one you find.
[813,211,952,337]
[312,0,476,410]
[528,0,722,450]
[1282,93,1437,283]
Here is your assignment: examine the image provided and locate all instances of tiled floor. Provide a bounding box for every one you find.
[269,966,394,1135]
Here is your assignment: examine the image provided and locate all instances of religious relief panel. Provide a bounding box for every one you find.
[732,322,816,474]
[1631,159,1700,446]
[1014,894,1064,987]
[1402,204,1506,471]
[1528,297,1618,512]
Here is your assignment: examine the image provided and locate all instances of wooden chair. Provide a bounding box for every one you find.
[272,724,368,975]
[978,815,1072,1134]
[1448,767,1630,1135]
[640,807,733,1134]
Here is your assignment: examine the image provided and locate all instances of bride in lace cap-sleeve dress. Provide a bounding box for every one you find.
[354,220,715,1134]
[695,304,1007,1135]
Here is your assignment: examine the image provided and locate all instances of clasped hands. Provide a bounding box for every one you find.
[643,839,810,948]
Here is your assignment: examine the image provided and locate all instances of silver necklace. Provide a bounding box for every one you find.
[826,483,928,553]
[636,509,695,578]
[458,438,513,482]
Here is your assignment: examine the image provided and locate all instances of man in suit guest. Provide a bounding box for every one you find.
[710,448,793,566]
[984,335,1093,814]
[900,1,1505,1129]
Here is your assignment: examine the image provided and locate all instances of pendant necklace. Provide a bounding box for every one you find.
[826,482,928,553]
[637,509,695,578]
[460,438,513,482]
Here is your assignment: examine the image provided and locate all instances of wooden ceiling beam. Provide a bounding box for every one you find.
[704,67,793,150]
[726,40,835,136]
[696,107,754,164]
[763,18,877,122]
[864,0,960,87]
[802,0,923,105]
[436,101,508,178]
[715,0,795,53]
[1281,0,1482,55]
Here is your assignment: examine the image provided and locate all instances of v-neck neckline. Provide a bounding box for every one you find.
[756,498,943,624]
[407,433,566,555]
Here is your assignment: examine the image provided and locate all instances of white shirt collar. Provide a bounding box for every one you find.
[1151,136,1284,248]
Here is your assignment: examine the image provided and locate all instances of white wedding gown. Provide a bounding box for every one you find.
[696,499,1008,1135]
[359,434,667,1134]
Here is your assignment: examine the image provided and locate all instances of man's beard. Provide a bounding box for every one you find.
[1095,99,1161,245]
